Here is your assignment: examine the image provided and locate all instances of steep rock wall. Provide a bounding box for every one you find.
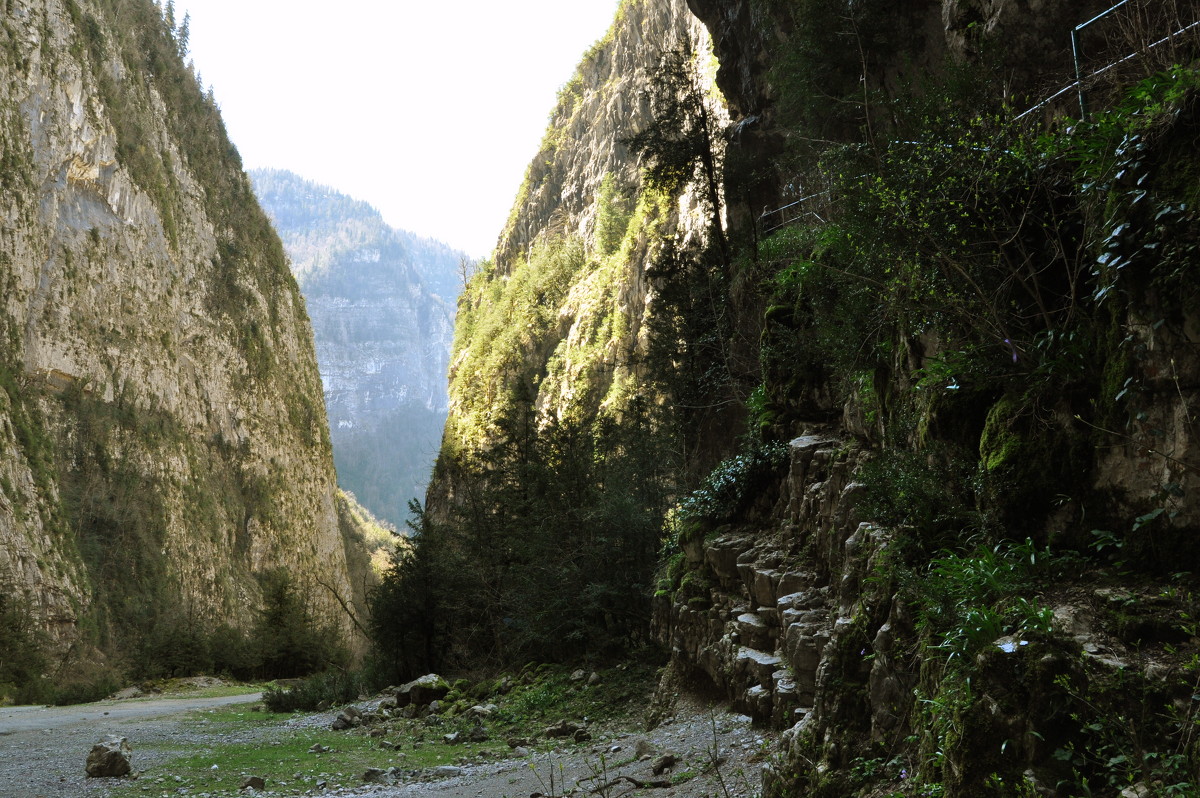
[657,0,1200,795]
[0,0,359,661]
[441,0,728,454]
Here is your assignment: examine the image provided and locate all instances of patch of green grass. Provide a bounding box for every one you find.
[495,664,657,728]
[105,665,656,797]
[127,679,266,700]
[108,707,503,797]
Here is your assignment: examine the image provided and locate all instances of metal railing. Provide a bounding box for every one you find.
[757,1,1200,235]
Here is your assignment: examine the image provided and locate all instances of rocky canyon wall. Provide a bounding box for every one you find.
[0,0,363,667]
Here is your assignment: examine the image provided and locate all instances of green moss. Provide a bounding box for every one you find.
[978,394,1024,473]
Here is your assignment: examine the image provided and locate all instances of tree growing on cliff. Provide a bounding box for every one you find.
[625,45,728,262]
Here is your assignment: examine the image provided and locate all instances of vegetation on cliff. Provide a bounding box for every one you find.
[371,1,1200,796]
[0,0,363,704]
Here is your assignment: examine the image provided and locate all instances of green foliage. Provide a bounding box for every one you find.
[911,540,1053,665]
[262,668,368,713]
[594,173,633,257]
[449,236,587,441]
[367,500,450,681]
[0,591,47,703]
[371,403,673,676]
[254,569,349,679]
[624,44,726,258]
[858,443,986,547]
[495,662,658,727]
[756,0,899,145]
[676,440,789,525]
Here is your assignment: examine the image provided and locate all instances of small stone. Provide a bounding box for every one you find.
[513,746,531,757]
[433,765,463,778]
[443,731,461,745]
[570,669,587,681]
[587,671,601,685]
[362,767,386,783]
[634,739,657,758]
[239,775,265,790]
[652,754,679,775]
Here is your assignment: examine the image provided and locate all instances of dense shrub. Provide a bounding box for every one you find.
[262,668,368,713]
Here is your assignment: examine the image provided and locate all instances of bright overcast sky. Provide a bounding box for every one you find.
[175,0,621,257]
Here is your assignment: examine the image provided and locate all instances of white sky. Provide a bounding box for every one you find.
[175,0,621,257]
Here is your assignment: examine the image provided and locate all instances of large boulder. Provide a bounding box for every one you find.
[396,674,450,706]
[85,736,132,778]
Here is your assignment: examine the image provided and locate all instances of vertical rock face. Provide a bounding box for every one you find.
[253,170,461,524]
[0,0,357,657]
[439,0,727,457]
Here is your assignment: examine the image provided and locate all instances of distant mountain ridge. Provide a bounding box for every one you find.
[252,169,462,525]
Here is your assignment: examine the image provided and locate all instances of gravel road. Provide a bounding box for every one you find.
[0,692,262,798]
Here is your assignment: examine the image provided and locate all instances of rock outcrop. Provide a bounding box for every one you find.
[0,0,361,665]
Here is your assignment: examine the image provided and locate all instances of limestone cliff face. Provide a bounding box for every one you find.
[0,0,358,660]
[252,169,460,524]
[439,0,728,462]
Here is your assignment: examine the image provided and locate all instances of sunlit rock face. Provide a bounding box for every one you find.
[252,169,461,524]
[0,0,362,655]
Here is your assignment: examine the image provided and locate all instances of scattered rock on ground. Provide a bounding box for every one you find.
[544,719,583,738]
[85,736,132,778]
[239,775,265,790]
[331,707,361,731]
[396,674,450,707]
[652,754,679,775]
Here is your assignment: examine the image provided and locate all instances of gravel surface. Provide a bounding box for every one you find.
[0,693,770,798]
[0,693,263,798]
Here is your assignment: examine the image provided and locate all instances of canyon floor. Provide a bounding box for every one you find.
[0,681,772,798]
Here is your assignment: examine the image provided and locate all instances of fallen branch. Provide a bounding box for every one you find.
[589,774,673,793]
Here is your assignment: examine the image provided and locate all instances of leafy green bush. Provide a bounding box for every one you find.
[911,539,1054,665]
[0,592,47,703]
[262,669,367,713]
[676,440,790,525]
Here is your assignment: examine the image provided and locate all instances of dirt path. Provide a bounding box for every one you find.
[0,692,770,798]
[0,693,262,798]
[283,693,770,798]
[334,701,769,798]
